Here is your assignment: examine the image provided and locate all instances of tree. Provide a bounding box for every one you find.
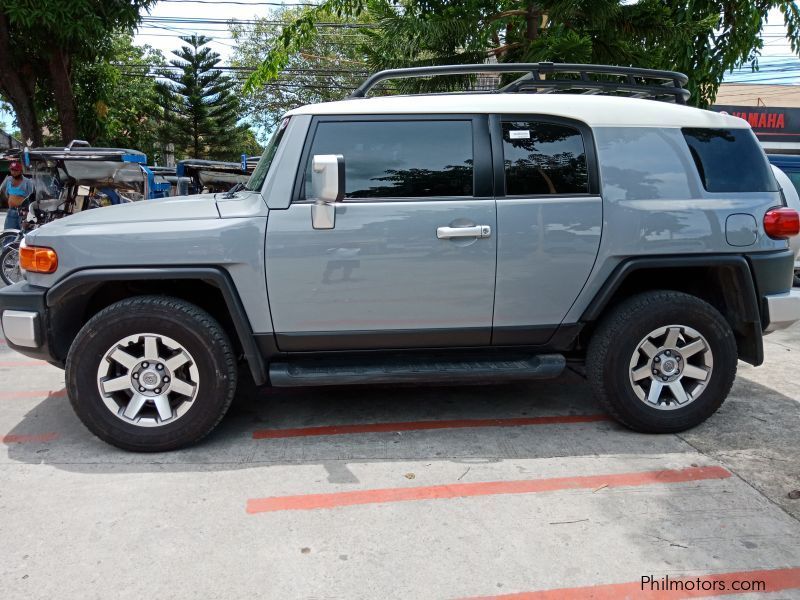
[88,36,170,161]
[34,35,169,153]
[0,0,155,146]
[161,35,251,160]
[230,6,369,136]
[246,0,800,108]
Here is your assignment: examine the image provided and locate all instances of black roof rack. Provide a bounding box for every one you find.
[349,63,690,104]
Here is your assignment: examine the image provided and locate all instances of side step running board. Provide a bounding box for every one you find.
[269,354,566,387]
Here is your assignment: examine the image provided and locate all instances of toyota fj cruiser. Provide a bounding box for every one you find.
[2,63,799,452]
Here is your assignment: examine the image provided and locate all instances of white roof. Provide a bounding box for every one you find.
[286,93,749,129]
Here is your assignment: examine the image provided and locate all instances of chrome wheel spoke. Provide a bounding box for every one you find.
[668,381,689,404]
[143,336,159,361]
[681,339,706,358]
[109,347,139,370]
[101,376,131,394]
[640,340,659,358]
[153,395,173,421]
[664,327,681,349]
[682,364,709,381]
[123,394,148,420]
[639,340,658,358]
[631,365,652,381]
[170,377,194,397]
[165,351,190,372]
[647,381,664,404]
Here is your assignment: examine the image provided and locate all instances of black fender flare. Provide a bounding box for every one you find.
[580,254,764,366]
[46,267,268,385]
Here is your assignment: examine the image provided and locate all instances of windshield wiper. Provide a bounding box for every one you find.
[221,182,246,199]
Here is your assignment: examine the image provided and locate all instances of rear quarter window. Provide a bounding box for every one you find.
[683,128,777,193]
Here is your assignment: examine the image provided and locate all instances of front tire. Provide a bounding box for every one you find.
[66,295,238,452]
[587,290,737,433]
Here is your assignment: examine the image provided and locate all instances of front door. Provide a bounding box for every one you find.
[265,117,497,351]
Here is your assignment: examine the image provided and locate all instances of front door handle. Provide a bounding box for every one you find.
[436,225,492,239]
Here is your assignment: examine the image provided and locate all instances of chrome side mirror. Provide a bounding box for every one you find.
[310,154,344,230]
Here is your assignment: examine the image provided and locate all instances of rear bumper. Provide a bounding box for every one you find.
[764,290,800,333]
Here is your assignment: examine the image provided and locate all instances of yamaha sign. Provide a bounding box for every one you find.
[712,105,800,143]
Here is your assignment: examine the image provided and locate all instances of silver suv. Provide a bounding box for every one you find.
[2,63,799,451]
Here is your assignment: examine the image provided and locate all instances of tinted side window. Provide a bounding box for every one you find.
[502,121,588,196]
[303,120,473,199]
[683,128,778,193]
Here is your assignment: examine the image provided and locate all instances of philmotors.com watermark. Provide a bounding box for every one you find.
[641,574,767,593]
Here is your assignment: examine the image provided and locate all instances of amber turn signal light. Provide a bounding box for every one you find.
[19,244,58,274]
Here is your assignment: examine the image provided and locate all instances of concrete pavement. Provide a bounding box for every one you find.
[0,288,799,597]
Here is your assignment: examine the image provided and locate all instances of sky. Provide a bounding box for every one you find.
[1,2,799,134]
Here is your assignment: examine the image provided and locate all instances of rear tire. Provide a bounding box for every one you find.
[587,290,737,433]
[66,295,238,452]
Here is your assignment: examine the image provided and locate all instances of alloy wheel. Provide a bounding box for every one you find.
[96,333,199,427]
[628,325,714,410]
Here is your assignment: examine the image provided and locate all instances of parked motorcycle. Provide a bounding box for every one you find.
[0,142,160,285]
[0,192,70,285]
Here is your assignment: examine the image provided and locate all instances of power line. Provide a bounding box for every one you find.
[140,16,375,27]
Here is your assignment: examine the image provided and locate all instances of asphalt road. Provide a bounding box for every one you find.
[0,278,799,598]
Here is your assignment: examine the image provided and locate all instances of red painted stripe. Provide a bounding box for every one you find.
[463,567,800,599]
[1,432,59,444]
[0,389,66,400]
[253,414,609,440]
[246,466,730,514]
[0,360,46,368]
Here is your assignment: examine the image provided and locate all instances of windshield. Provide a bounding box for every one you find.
[246,116,290,191]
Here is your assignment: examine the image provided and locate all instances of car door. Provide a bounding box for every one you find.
[265,116,497,351]
[490,115,603,344]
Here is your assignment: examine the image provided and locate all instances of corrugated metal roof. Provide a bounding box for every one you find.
[0,129,22,151]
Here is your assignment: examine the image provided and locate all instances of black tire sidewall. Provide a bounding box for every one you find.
[0,244,20,285]
[596,294,737,432]
[66,298,236,451]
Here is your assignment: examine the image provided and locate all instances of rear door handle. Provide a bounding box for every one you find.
[436,225,492,239]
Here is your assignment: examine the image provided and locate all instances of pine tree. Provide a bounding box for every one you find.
[161,35,248,160]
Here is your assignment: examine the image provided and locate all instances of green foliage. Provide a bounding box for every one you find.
[0,0,156,144]
[161,35,251,161]
[0,0,153,55]
[665,1,800,106]
[246,0,800,108]
[33,35,169,158]
[231,6,368,135]
[92,37,168,160]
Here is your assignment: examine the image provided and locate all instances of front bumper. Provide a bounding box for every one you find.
[0,282,61,365]
[764,290,800,333]
[2,310,41,347]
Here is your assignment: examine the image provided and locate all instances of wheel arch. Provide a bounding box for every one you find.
[580,255,764,366]
[45,267,268,385]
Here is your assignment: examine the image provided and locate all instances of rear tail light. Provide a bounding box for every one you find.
[764,207,800,240]
[19,243,58,274]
